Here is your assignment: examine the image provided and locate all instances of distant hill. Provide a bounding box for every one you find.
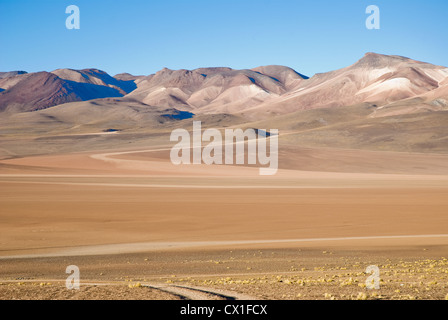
[0,71,123,113]
[0,71,27,79]
[0,69,137,113]
[241,53,448,119]
[125,66,308,114]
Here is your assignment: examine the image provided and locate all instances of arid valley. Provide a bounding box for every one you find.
[1,53,448,300]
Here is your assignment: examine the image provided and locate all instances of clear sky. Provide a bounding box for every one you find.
[1,0,447,77]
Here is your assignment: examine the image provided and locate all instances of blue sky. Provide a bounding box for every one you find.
[1,0,447,77]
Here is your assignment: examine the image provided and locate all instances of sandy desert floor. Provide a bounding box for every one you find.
[1,140,448,300]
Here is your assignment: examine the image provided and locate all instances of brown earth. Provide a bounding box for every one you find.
[1,140,448,300]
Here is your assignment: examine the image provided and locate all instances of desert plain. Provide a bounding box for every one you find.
[1,127,448,300]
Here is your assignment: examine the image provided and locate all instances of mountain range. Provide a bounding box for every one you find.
[1,52,448,156]
[1,53,447,120]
